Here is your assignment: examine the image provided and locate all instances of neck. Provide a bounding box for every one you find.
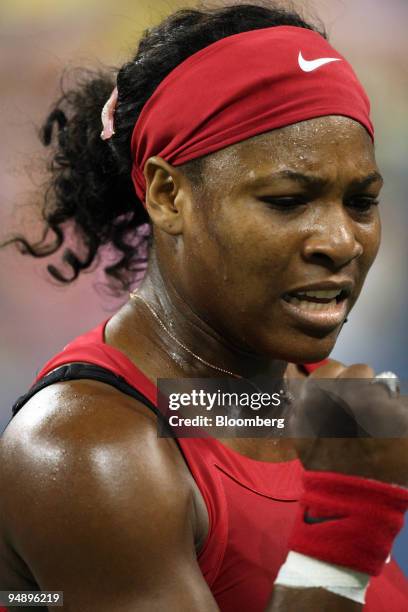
[132,253,287,381]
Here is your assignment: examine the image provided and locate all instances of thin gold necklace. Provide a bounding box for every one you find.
[129,290,242,378]
[129,291,292,426]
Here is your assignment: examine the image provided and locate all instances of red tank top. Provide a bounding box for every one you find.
[29,320,408,611]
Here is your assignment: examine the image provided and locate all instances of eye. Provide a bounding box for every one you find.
[259,195,308,210]
[346,195,380,212]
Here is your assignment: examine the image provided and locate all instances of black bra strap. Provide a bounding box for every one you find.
[11,363,162,422]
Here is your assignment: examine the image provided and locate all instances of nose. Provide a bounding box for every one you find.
[302,206,363,270]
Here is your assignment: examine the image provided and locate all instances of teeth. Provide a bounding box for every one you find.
[296,289,341,299]
[286,297,338,311]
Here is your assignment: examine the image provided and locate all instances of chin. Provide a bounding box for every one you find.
[297,329,341,363]
[291,345,334,365]
[260,327,340,365]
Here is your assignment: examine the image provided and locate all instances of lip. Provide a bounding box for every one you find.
[280,296,348,332]
[283,279,354,297]
[281,279,352,332]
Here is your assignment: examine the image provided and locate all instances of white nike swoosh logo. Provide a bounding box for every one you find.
[298,51,341,72]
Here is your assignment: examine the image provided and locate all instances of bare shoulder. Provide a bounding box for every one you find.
[1,378,193,504]
[0,380,215,611]
[0,378,195,545]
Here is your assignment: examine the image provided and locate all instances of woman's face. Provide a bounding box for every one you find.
[169,116,382,363]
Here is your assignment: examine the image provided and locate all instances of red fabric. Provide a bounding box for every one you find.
[290,470,408,575]
[33,321,408,610]
[130,25,374,202]
[302,360,329,373]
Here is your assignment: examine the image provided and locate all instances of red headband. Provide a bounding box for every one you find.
[130,26,374,203]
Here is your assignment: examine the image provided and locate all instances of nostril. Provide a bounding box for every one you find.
[306,251,335,266]
[311,252,332,261]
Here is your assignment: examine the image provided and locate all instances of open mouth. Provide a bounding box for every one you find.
[282,288,349,312]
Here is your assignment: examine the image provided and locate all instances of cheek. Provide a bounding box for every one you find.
[359,217,381,272]
[209,205,294,285]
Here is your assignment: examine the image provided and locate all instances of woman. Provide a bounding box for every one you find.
[0,3,407,611]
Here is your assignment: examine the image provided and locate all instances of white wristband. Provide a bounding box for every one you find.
[275,551,371,604]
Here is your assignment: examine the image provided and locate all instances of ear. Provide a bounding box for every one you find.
[143,156,186,235]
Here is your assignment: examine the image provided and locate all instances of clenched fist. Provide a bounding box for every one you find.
[288,360,408,488]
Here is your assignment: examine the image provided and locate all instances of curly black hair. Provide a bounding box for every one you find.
[2,3,325,294]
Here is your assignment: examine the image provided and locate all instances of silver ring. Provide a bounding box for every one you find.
[373,371,400,398]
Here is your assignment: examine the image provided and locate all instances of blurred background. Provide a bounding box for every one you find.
[1,0,407,574]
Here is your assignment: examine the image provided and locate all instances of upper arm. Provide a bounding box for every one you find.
[0,380,218,611]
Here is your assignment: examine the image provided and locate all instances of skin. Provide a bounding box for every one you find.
[1,116,407,611]
[139,114,381,366]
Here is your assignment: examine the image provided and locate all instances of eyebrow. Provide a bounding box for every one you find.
[250,170,384,189]
[348,171,384,189]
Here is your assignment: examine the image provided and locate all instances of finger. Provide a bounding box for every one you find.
[336,364,384,411]
[338,363,376,379]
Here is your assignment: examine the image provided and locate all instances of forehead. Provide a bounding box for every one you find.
[201,116,377,186]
